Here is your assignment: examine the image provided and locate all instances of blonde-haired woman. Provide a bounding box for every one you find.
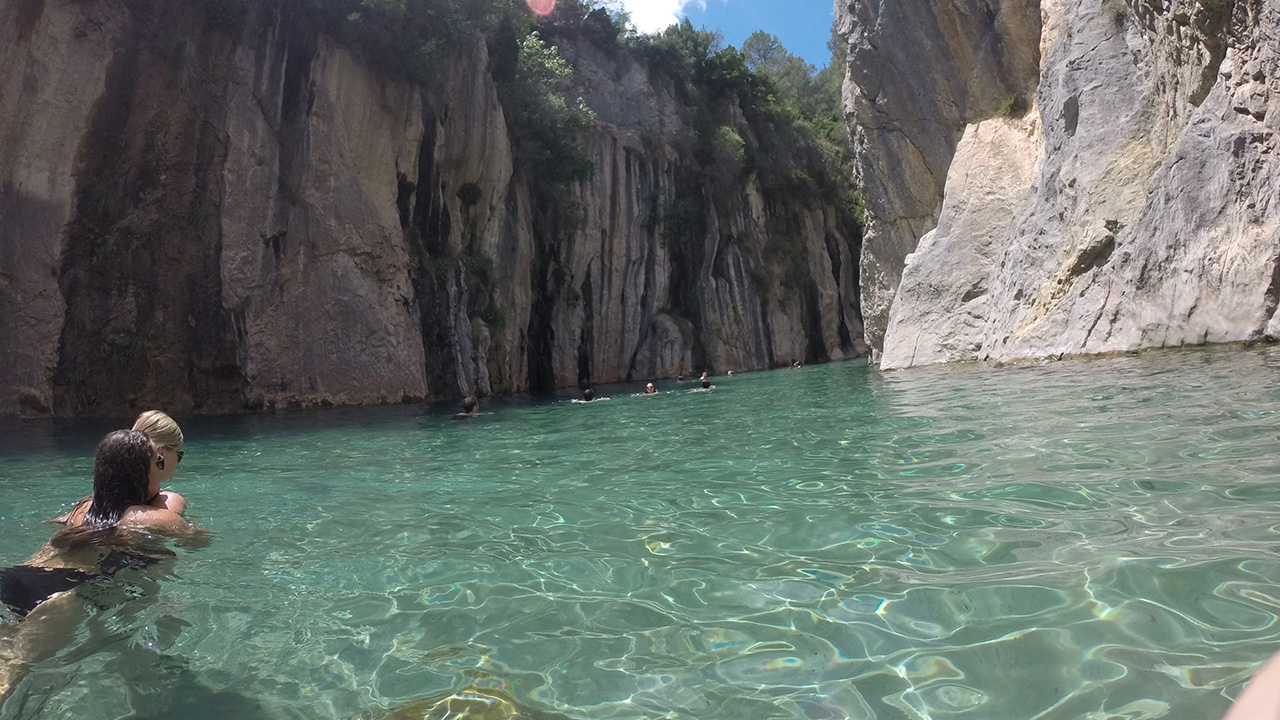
[130,410,186,514]
[52,411,187,523]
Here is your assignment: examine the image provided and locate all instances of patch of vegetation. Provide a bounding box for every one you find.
[995,93,1029,118]
[498,30,598,184]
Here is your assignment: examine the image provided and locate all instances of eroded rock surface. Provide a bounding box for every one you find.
[0,0,864,415]
[838,0,1043,355]
[844,0,1280,368]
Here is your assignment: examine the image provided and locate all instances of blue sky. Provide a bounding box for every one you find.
[612,0,837,69]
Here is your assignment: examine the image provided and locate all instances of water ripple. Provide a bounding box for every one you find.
[3,347,1280,718]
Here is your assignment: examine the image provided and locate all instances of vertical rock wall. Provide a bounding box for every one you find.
[0,0,864,416]
[837,0,1043,356]
[843,0,1280,369]
[0,1,110,414]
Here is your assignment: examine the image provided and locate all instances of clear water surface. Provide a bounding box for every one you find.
[2,346,1280,719]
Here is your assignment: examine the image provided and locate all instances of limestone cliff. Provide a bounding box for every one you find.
[0,0,864,416]
[841,0,1279,369]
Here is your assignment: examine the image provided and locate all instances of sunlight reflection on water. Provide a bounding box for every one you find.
[2,346,1280,719]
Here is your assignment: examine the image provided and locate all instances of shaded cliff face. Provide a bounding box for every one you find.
[837,0,1043,355]
[843,0,1280,369]
[0,0,864,416]
[420,33,866,397]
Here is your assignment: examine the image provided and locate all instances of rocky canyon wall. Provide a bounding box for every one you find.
[0,0,864,416]
[841,0,1279,369]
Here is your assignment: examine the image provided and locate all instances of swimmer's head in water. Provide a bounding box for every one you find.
[702,380,711,389]
[645,383,656,394]
[133,410,184,456]
[87,430,155,529]
[583,388,594,401]
[134,410,183,488]
[462,396,479,414]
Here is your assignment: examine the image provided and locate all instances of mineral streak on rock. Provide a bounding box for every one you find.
[0,0,865,415]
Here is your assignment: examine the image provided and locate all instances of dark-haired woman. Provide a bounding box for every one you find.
[55,429,190,533]
[1,430,198,696]
[53,410,189,523]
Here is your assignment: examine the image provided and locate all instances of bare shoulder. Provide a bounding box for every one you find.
[151,490,187,515]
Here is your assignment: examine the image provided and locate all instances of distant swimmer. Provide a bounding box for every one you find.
[700,371,708,382]
[727,370,734,377]
[701,379,712,390]
[455,396,480,419]
[644,383,657,395]
[574,388,610,403]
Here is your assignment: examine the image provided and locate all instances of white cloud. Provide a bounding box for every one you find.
[611,0,706,34]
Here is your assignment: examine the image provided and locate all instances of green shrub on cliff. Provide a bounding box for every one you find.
[500,31,597,184]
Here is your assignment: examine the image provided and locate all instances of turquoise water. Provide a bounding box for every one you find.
[3,346,1280,719]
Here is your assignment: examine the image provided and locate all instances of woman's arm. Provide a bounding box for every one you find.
[121,507,210,546]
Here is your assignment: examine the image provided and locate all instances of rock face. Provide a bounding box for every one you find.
[838,0,1043,356]
[0,0,864,416]
[842,0,1280,368]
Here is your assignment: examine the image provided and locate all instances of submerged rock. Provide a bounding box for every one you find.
[361,686,556,720]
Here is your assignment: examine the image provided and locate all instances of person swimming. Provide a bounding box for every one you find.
[5,430,193,614]
[644,383,657,395]
[455,396,480,418]
[2,430,201,696]
[573,388,610,403]
[53,411,188,523]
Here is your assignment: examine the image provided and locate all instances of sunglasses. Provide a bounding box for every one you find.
[155,447,185,471]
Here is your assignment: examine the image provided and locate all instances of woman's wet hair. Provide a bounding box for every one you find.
[462,396,478,413]
[583,388,594,401]
[85,430,154,529]
[133,410,183,453]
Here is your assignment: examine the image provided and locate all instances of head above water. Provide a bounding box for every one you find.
[645,383,656,394]
[133,410,183,454]
[462,396,479,414]
[134,410,183,485]
[583,388,594,402]
[701,380,711,389]
[86,429,156,529]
